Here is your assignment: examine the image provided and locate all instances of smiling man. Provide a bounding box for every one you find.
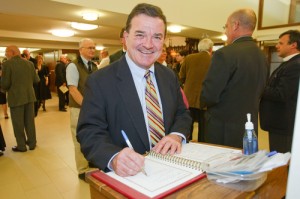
[76,3,192,177]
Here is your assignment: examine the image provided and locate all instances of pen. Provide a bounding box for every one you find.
[267,151,277,157]
[121,130,148,176]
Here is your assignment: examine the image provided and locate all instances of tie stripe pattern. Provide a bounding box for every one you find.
[145,70,165,147]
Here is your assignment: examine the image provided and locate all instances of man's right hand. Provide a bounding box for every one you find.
[112,148,145,177]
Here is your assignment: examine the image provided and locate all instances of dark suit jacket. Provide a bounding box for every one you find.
[1,56,40,107]
[77,56,192,171]
[109,49,124,64]
[260,54,300,135]
[200,37,268,148]
[55,61,66,86]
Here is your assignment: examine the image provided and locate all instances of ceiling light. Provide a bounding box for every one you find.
[52,29,74,37]
[82,12,98,21]
[71,22,98,30]
[221,35,227,41]
[96,46,105,50]
[168,25,182,33]
[51,29,75,37]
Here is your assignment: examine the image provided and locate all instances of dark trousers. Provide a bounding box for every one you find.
[0,125,6,151]
[57,86,66,110]
[10,102,36,150]
[189,108,206,142]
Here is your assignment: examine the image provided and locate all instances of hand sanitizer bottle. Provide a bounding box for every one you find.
[243,113,258,155]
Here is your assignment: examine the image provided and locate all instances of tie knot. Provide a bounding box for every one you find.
[144,70,151,79]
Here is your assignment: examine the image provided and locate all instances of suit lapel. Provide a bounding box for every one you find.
[115,57,150,149]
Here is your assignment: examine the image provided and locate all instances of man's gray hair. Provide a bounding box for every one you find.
[198,38,214,51]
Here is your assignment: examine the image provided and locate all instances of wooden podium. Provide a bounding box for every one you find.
[86,164,288,199]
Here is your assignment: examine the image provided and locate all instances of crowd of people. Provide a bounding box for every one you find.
[0,3,299,184]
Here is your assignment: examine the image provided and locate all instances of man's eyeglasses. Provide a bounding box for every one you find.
[81,47,96,50]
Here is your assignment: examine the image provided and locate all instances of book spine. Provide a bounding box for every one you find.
[147,151,208,171]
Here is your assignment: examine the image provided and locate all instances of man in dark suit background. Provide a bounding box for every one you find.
[200,8,268,148]
[109,27,127,64]
[260,30,300,153]
[2,45,40,152]
[77,3,192,177]
[22,49,39,116]
[55,54,68,111]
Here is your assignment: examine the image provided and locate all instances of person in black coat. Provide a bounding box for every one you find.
[55,55,68,111]
[200,9,268,148]
[260,30,300,153]
[77,3,192,177]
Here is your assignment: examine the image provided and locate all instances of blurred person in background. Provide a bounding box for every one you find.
[2,45,39,152]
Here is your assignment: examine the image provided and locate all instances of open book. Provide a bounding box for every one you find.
[91,143,241,199]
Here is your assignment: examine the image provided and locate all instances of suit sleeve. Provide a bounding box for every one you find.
[76,74,122,171]
[200,50,232,108]
[262,62,300,102]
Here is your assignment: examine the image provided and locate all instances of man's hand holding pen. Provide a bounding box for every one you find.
[112,148,145,177]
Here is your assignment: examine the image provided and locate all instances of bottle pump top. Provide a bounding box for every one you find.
[245,113,254,130]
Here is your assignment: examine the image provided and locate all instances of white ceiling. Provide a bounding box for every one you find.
[1,0,291,54]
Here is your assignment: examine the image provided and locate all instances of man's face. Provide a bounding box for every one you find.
[79,40,96,60]
[224,17,235,44]
[23,50,30,60]
[124,14,165,69]
[276,34,294,58]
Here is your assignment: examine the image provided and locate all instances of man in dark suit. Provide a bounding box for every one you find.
[55,55,68,111]
[109,27,126,64]
[260,30,300,153]
[2,45,40,152]
[77,3,192,177]
[200,9,268,148]
[22,49,39,116]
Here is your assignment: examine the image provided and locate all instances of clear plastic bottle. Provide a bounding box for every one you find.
[243,113,258,155]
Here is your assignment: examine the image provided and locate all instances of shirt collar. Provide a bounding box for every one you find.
[80,55,89,66]
[283,53,300,62]
[125,53,155,79]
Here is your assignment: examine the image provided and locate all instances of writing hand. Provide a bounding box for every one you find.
[112,148,145,177]
[152,134,182,155]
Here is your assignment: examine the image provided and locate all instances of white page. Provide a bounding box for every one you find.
[107,156,202,198]
[106,143,239,198]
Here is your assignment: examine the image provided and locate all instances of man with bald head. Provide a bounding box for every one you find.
[200,9,268,148]
[66,38,98,180]
[2,45,40,152]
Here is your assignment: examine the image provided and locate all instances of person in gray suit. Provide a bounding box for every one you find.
[200,9,268,148]
[77,3,192,177]
[2,45,40,152]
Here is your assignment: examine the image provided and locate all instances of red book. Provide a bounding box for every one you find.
[92,170,206,199]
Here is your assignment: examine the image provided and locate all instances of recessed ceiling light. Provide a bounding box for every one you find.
[82,12,98,21]
[221,35,227,41]
[71,22,98,30]
[168,25,182,33]
[51,29,75,37]
[96,46,105,50]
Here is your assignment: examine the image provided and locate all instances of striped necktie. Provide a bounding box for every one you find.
[144,70,165,147]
